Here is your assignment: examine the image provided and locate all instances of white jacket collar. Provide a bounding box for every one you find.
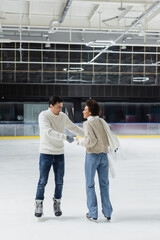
[87,116,99,121]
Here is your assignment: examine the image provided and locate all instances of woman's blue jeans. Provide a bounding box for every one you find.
[85,152,113,219]
[35,153,64,200]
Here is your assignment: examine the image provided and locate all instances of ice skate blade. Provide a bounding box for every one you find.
[86,213,97,222]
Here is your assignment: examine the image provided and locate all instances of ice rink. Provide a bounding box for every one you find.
[0,137,160,240]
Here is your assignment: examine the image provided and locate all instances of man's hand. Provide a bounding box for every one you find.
[66,135,74,143]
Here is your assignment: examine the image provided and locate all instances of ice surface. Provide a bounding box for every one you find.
[0,137,160,240]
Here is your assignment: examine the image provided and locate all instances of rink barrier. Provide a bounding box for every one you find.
[1,135,160,139]
[0,136,40,139]
[1,123,160,136]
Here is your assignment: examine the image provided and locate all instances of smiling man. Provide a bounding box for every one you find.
[34,96,84,218]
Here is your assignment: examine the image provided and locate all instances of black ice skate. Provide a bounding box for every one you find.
[53,198,62,217]
[86,213,97,222]
[105,216,111,222]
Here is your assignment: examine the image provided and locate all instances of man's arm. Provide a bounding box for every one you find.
[65,115,84,137]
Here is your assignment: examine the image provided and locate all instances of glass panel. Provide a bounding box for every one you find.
[108,65,119,73]
[56,44,68,50]
[67,73,81,83]
[30,64,41,71]
[30,43,41,49]
[94,73,106,84]
[146,47,156,53]
[2,50,15,61]
[70,45,81,50]
[43,64,54,71]
[133,53,144,64]
[121,53,131,64]
[133,65,144,73]
[145,66,156,74]
[82,52,93,65]
[121,65,131,73]
[108,52,119,63]
[133,46,144,52]
[30,51,41,62]
[70,51,80,62]
[56,72,68,83]
[81,73,92,83]
[22,50,29,61]
[120,74,132,84]
[2,72,14,83]
[107,73,118,84]
[43,72,55,83]
[43,51,54,62]
[16,63,28,71]
[16,72,28,83]
[56,51,68,62]
[144,74,155,85]
[94,65,106,72]
[29,72,41,83]
[97,53,107,63]
[3,63,14,70]
[2,43,15,49]
[145,53,156,64]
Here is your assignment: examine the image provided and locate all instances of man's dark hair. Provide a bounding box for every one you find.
[49,96,63,106]
[86,99,100,116]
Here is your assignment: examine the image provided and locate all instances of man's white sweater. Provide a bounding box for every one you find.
[39,108,84,154]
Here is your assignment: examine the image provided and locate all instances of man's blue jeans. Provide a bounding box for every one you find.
[85,152,113,219]
[35,153,64,200]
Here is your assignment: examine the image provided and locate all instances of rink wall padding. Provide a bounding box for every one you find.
[1,135,160,139]
[1,123,160,137]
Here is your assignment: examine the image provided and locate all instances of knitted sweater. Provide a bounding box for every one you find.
[39,108,84,154]
[81,116,109,154]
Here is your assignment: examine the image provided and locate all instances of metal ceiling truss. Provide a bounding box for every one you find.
[0,60,158,67]
[0,1,160,46]
[1,0,160,66]
[1,26,160,47]
[89,1,160,62]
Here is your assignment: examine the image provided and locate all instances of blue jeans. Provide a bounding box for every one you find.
[35,153,64,200]
[85,152,113,219]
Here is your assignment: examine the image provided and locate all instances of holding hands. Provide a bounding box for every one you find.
[66,135,80,144]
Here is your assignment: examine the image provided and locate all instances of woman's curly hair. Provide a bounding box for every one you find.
[86,99,100,116]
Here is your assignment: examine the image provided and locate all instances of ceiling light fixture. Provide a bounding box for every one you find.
[86,44,108,48]
[126,36,132,40]
[86,40,114,48]
[63,67,84,72]
[95,40,114,44]
[133,77,149,82]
